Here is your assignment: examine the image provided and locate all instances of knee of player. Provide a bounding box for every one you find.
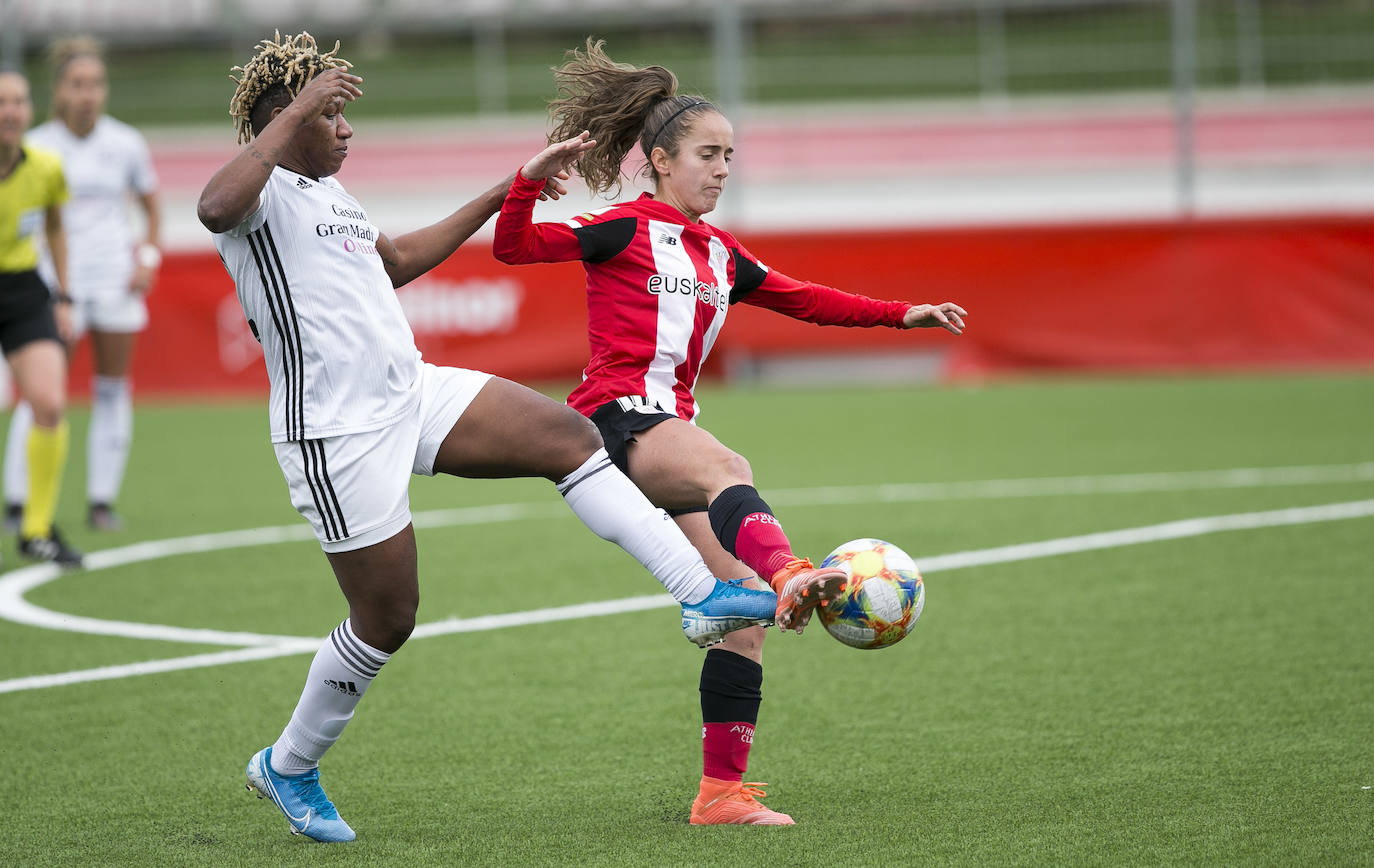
[551,412,606,477]
[364,601,417,650]
[718,624,766,660]
[712,449,754,489]
[28,400,65,428]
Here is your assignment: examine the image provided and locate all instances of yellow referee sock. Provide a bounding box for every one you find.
[21,421,68,540]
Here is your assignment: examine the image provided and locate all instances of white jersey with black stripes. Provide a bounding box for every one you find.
[212,167,422,443]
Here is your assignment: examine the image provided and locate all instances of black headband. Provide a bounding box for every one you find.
[647,100,708,152]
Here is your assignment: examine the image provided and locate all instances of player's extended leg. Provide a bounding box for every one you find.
[247,526,419,843]
[670,513,793,826]
[621,418,844,634]
[87,329,138,531]
[429,377,774,637]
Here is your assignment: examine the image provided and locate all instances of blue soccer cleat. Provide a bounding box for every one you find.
[681,578,778,648]
[245,747,356,843]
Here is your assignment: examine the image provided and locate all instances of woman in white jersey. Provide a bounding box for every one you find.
[4,37,161,533]
[197,33,776,844]
[494,40,968,826]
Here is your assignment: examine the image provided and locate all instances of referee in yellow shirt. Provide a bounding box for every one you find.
[0,70,82,567]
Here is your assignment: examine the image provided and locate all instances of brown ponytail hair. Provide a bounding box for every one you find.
[549,39,716,196]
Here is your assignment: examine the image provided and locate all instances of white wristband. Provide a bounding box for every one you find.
[136,243,162,269]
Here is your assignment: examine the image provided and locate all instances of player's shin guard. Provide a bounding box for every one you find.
[270,619,390,776]
[707,484,796,584]
[699,648,763,781]
[557,448,717,605]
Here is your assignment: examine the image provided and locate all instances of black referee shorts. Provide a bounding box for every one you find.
[0,271,62,355]
[588,397,708,516]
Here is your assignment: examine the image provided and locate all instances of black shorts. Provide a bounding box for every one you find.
[0,271,61,355]
[588,397,708,517]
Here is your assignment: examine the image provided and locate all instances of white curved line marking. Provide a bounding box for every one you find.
[0,503,566,646]
[0,463,1368,695]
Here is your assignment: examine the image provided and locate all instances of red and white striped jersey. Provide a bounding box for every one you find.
[494,172,909,421]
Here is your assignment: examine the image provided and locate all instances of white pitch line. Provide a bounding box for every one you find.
[1,495,1371,695]
[765,461,1374,507]
[0,502,568,647]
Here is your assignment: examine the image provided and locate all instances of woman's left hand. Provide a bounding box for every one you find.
[129,264,155,294]
[902,302,968,335]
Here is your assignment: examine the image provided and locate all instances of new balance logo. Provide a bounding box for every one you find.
[297,178,313,189]
[324,679,360,696]
[657,234,678,246]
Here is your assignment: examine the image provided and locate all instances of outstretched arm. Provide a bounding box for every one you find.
[377,135,590,286]
[736,253,968,334]
[197,69,363,233]
[376,174,509,288]
[493,132,599,265]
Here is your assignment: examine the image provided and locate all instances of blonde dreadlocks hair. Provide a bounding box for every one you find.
[228,31,352,145]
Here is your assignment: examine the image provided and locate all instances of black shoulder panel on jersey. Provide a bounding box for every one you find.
[575,216,637,263]
[729,248,769,304]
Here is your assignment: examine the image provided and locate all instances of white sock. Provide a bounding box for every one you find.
[88,375,133,505]
[556,448,716,605]
[3,400,31,506]
[270,619,391,776]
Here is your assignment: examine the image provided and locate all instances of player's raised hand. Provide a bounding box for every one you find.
[290,68,363,120]
[902,302,968,335]
[520,131,597,183]
[537,170,571,201]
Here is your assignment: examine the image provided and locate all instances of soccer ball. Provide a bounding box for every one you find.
[817,538,925,650]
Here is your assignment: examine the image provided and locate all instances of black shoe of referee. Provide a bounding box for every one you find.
[19,525,84,568]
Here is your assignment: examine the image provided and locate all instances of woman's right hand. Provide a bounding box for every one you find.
[520,131,597,182]
[288,68,363,122]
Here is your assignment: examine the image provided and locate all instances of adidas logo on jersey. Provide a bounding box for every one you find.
[297,177,313,189]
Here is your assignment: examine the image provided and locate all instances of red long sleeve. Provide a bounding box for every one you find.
[491,170,585,265]
[733,240,910,328]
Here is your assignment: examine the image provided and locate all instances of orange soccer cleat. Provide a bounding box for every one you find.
[690,776,795,826]
[769,557,847,633]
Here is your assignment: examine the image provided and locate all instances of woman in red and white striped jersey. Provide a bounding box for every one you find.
[494,40,967,826]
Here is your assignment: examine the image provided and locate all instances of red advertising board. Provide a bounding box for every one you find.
[66,215,1374,399]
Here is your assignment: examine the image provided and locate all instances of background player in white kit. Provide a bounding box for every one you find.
[196,32,775,844]
[4,36,161,534]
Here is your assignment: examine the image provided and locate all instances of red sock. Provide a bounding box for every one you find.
[702,722,754,782]
[733,512,796,585]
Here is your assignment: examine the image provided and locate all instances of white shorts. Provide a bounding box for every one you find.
[69,290,148,336]
[273,362,493,553]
